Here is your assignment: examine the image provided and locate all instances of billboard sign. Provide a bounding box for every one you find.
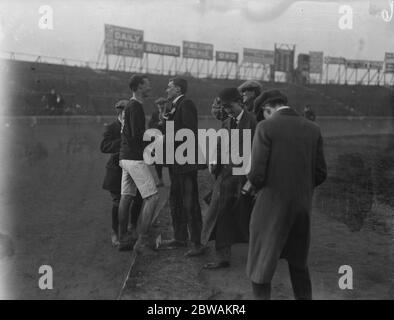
[216,51,239,63]
[297,54,310,72]
[274,48,294,72]
[346,59,369,69]
[385,63,394,73]
[324,56,346,65]
[384,52,394,63]
[144,41,180,57]
[368,61,384,70]
[309,51,324,74]
[182,41,214,60]
[104,24,144,57]
[384,52,394,73]
[243,48,274,65]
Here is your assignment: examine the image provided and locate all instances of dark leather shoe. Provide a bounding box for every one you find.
[159,239,187,249]
[118,242,133,252]
[203,261,230,269]
[185,245,206,257]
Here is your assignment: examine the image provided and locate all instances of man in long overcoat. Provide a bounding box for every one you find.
[247,90,327,300]
[203,88,256,269]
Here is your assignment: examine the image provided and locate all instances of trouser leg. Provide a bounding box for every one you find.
[288,263,312,300]
[169,174,188,241]
[155,164,163,180]
[111,206,118,234]
[252,282,271,300]
[182,172,202,245]
[110,192,120,235]
[201,178,221,245]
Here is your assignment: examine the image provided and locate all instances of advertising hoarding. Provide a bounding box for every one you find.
[243,48,274,65]
[104,24,144,58]
[216,51,239,63]
[309,51,324,74]
[144,42,180,57]
[182,41,214,60]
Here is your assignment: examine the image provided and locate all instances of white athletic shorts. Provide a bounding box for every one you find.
[119,160,157,199]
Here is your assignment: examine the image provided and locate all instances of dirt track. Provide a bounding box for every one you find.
[121,166,394,300]
[0,116,393,299]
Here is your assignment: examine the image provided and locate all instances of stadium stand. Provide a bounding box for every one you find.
[2,58,393,117]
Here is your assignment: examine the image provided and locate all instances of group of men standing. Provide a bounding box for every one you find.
[100,74,327,300]
[101,75,205,256]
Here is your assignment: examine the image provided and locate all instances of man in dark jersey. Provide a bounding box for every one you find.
[118,74,159,252]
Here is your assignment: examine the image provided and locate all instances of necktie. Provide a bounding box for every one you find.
[230,117,237,129]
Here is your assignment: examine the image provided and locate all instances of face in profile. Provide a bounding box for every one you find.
[166,81,180,101]
[242,90,255,103]
[141,78,151,98]
[223,102,240,117]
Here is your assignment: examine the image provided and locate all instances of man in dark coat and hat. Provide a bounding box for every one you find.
[238,80,263,121]
[160,77,205,257]
[247,89,327,300]
[100,100,142,247]
[203,88,256,269]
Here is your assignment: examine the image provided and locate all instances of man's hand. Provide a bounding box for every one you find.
[208,163,217,175]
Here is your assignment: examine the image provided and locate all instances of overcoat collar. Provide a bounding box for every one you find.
[275,107,299,117]
[172,95,185,108]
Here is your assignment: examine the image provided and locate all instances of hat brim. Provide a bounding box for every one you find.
[260,96,287,107]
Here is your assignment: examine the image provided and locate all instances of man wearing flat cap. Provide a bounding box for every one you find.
[203,88,256,269]
[247,89,327,299]
[100,100,142,247]
[238,80,263,120]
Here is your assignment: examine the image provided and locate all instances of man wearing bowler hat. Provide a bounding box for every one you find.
[247,89,327,299]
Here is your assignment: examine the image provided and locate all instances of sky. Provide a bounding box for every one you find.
[0,0,393,63]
